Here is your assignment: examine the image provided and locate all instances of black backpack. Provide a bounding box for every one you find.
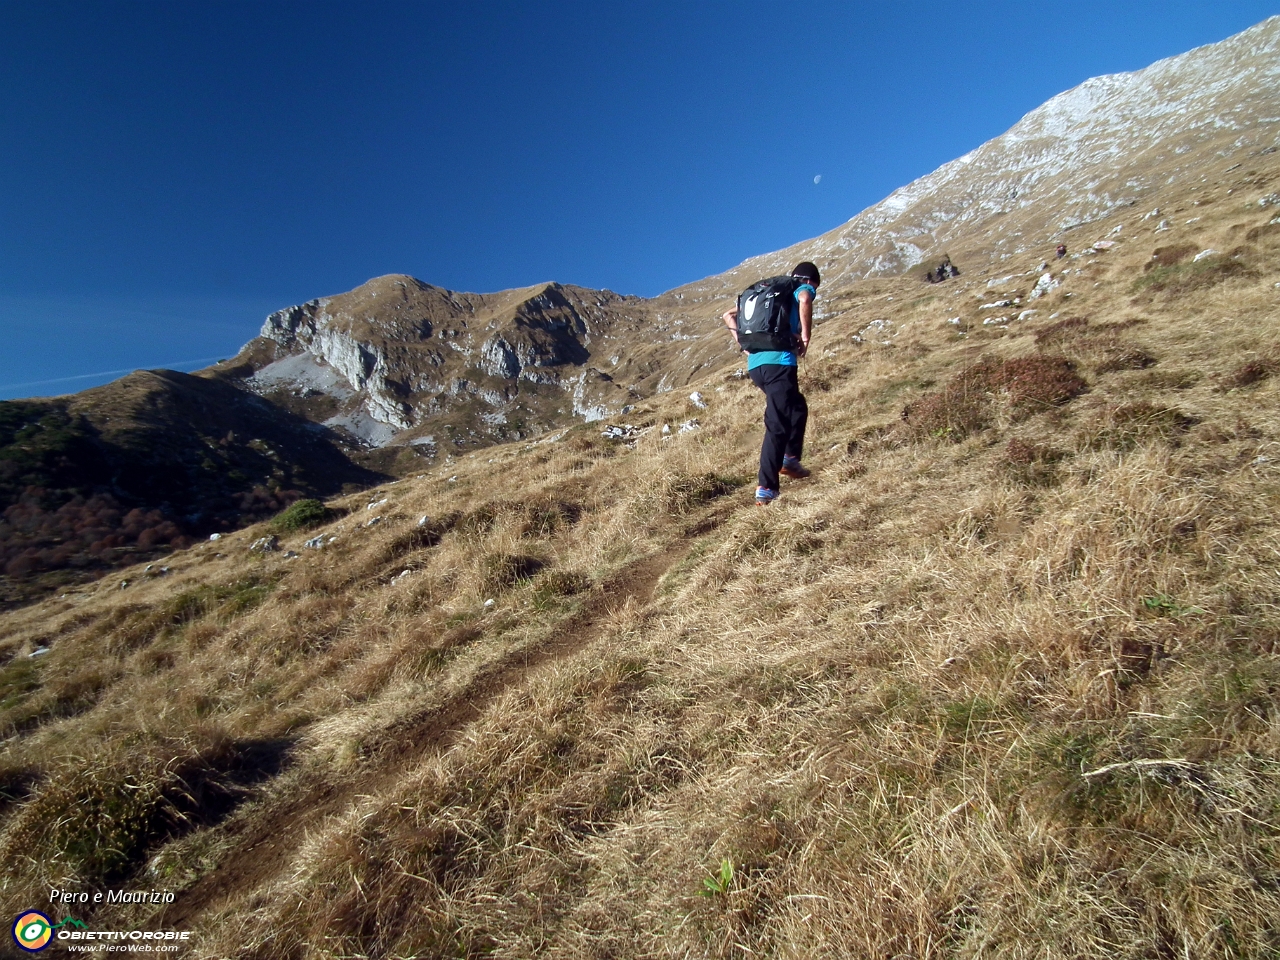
[735,275,801,353]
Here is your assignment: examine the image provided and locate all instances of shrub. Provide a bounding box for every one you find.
[1220,358,1277,390]
[0,489,189,586]
[1002,439,1066,486]
[271,498,331,532]
[1095,349,1158,374]
[992,356,1088,409]
[902,356,1087,441]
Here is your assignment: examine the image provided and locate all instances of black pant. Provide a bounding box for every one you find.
[749,364,808,490]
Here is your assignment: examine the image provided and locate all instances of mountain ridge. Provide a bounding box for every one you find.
[663,14,1280,301]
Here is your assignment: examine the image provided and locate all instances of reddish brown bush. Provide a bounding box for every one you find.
[1220,358,1277,390]
[902,356,1087,441]
[1095,350,1158,374]
[991,356,1089,410]
[1003,439,1066,486]
[0,488,191,586]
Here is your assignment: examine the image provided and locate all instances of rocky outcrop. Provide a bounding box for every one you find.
[261,299,326,347]
[220,276,650,457]
[479,335,521,379]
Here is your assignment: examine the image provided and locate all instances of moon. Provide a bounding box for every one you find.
[813,175,822,185]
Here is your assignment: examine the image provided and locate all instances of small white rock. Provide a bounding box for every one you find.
[209,533,222,541]
[688,391,707,410]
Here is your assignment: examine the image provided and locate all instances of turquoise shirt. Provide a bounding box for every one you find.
[746,283,816,370]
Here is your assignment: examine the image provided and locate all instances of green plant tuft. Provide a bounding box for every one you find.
[699,856,734,897]
[271,498,332,532]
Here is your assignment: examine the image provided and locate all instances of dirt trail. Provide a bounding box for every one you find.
[153,500,738,929]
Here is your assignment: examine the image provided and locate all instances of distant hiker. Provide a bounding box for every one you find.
[1056,244,1067,259]
[722,261,820,505]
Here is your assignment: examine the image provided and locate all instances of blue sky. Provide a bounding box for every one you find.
[2,0,1277,400]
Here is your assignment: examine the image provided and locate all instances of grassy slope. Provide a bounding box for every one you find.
[2,160,1280,958]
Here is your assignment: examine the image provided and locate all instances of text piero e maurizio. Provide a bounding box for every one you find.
[50,887,176,905]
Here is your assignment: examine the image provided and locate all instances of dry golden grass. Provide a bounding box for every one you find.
[2,155,1280,958]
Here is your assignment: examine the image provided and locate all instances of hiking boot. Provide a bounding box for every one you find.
[755,486,779,505]
[779,457,811,479]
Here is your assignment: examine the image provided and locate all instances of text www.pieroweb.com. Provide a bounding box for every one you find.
[61,952,185,957]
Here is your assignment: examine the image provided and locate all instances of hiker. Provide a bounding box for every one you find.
[1056,243,1067,259]
[721,261,820,504]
